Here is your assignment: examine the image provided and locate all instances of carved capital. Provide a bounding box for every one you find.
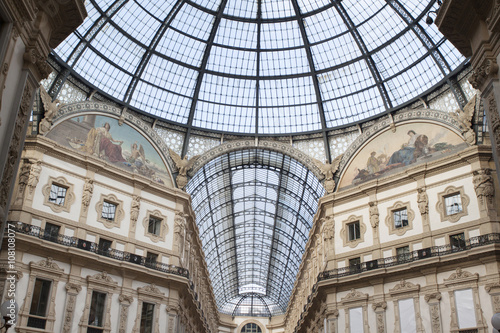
[65,282,82,294]
[424,292,442,303]
[469,58,499,90]
[119,294,134,306]
[372,301,387,312]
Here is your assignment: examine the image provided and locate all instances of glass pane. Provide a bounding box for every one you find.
[30,279,52,317]
[101,201,117,221]
[48,184,67,205]
[393,209,408,228]
[445,194,462,215]
[148,217,161,235]
[140,302,155,333]
[88,291,106,327]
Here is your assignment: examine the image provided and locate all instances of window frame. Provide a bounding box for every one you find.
[43,222,61,242]
[78,272,118,333]
[436,186,470,223]
[42,176,75,213]
[95,194,124,229]
[450,232,466,252]
[142,210,168,243]
[19,258,64,331]
[341,215,366,248]
[385,201,415,236]
[27,278,52,329]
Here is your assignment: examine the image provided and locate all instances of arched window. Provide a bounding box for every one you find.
[241,323,262,333]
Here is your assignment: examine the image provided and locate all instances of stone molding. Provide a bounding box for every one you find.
[42,175,76,213]
[435,185,470,223]
[385,201,415,236]
[142,209,168,243]
[95,193,124,229]
[340,215,366,248]
[389,279,420,297]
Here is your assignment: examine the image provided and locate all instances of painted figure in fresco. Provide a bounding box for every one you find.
[366,151,381,174]
[386,130,428,167]
[82,122,127,163]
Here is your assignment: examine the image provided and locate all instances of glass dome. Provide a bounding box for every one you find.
[54,0,466,135]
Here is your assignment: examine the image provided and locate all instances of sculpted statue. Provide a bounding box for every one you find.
[449,95,476,145]
[473,169,495,207]
[82,179,94,211]
[417,187,429,215]
[174,210,187,254]
[38,85,63,135]
[369,201,379,228]
[168,149,200,190]
[17,159,32,197]
[312,154,343,194]
[130,195,140,227]
[27,160,42,194]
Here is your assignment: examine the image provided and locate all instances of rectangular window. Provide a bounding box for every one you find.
[393,208,408,229]
[88,291,106,331]
[28,278,51,329]
[455,289,477,329]
[43,223,60,242]
[48,184,67,205]
[399,298,417,333]
[140,302,155,333]
[397,246,411,263]
[347,221,360,241]
[349,307,364,333]
[101,201,117,221]
[445,194,462,215]
[349,257,361,273]
[145,252,158,268]
[450,233,466,251]
[148,216,162,236]
[98,238,113,256]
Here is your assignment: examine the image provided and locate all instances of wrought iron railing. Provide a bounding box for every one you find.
[10,222,189,279]
[318,233,500,281]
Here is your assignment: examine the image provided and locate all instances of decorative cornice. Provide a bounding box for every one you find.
[87,271,118,288]
[389,279,420,296]
[138,283,165,299]
[444,267,479,286]
[341,289,368,304]
[30,257,64,274]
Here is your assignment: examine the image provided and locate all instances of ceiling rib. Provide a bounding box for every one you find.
[182,0,229,157]
[123,0,186,103]
[332,1,393,110]
[290,0,331,162]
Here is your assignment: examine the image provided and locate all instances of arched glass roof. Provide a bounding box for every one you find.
[54,0,466,135]
[186,149,324,316]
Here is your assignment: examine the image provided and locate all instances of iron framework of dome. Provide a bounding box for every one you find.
[49,0,470,318]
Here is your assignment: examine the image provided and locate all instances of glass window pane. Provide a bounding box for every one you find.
[88,291,106,327]
[29,279,52,317]
[445,194,462,215]
[101,201,117,221]
[393,208,408,228]
[48,184,67,205]
[140,302,155,333]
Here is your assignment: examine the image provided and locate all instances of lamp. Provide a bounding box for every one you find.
[425,0,443,25]
[492,313,500,333]
[0,300,18,332]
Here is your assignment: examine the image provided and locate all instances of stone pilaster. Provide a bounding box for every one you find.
[62,282,82,333]
[118,294,134,333]
[372,301,387,333]
[425,292,443,333]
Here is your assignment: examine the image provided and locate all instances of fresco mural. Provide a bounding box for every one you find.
[47,115,173,186]
[338,123,467,188]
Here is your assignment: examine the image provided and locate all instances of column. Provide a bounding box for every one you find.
[62,282,82,333]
